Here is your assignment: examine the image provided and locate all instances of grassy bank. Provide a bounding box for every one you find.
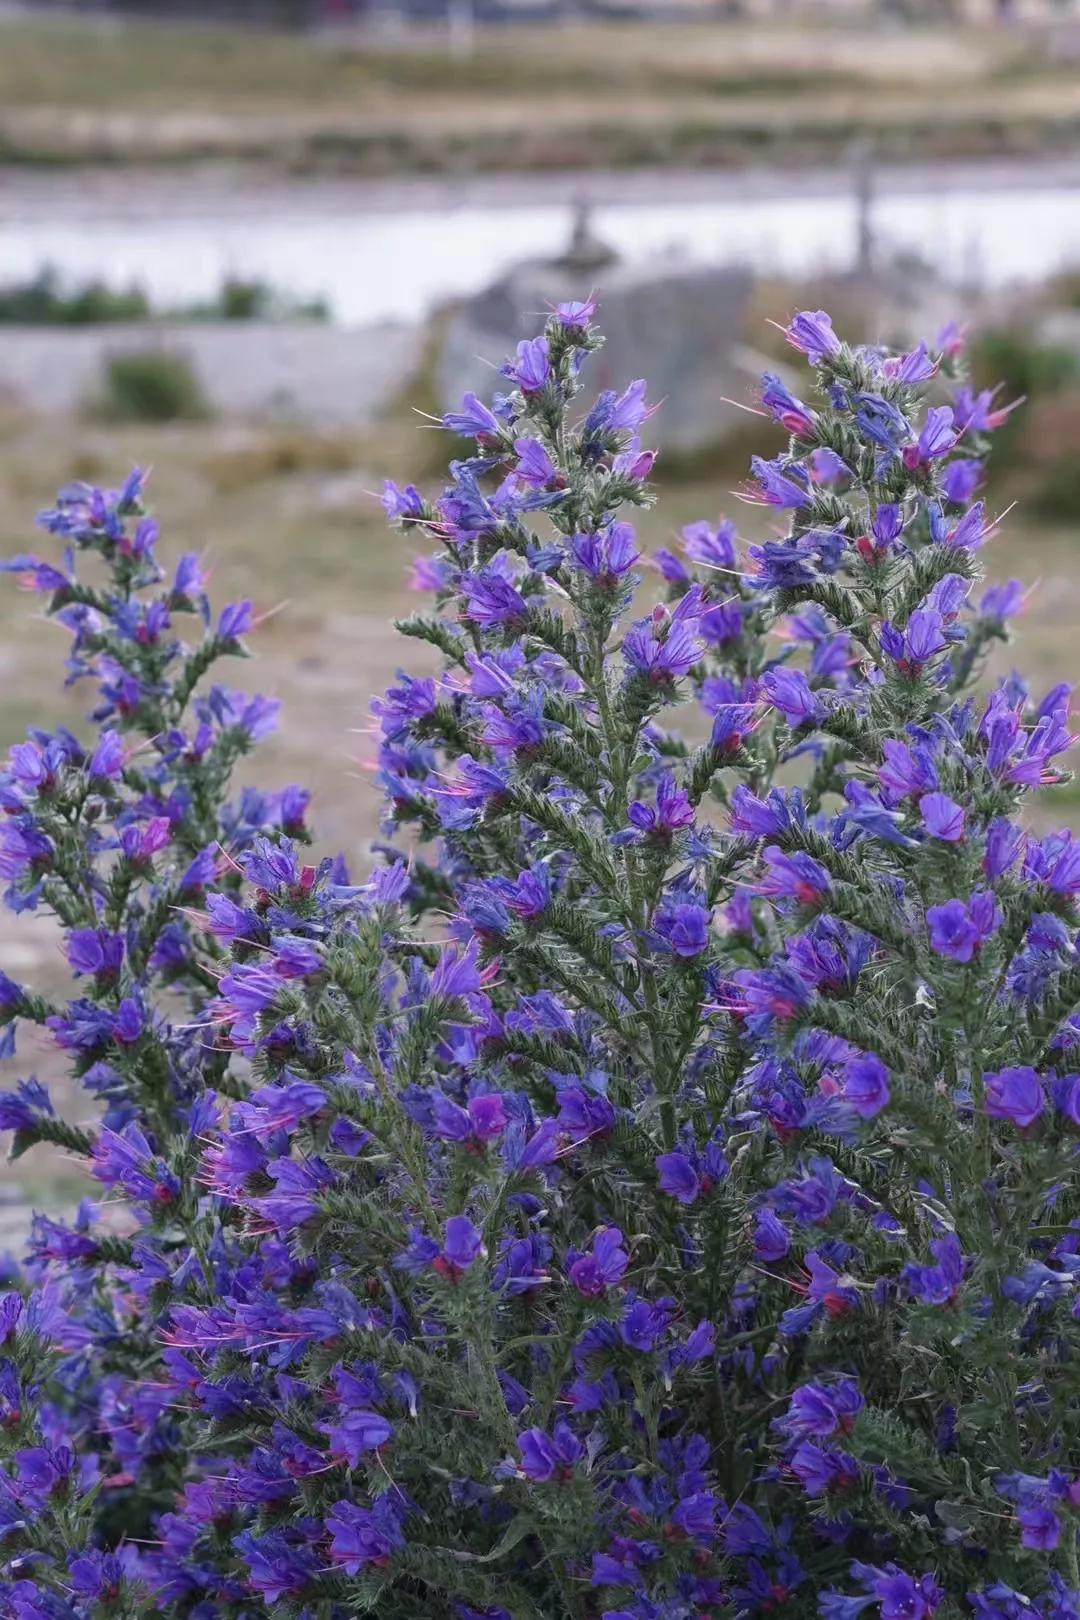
[1,15,1079,173]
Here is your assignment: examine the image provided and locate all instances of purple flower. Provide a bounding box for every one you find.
[91,1123,179,1207]
[942,457,983,504]
[431,940,484,999]
[745,455,810,509]
[655,1151,701,1204]
[927,895,1000,962]
[654,897,711,958]
[218,600,254,641]
[249,1156,335,1231]
[788,1440,858,1496]
[711,701,756,756]
[503,337,550,394]
[855,392,911,451]
[904,405,958,467]
[0,1082,53,1134]
[984,1066,1045,1130]
[622,590,704,684]
[432,1091,508,1145]
[66,927,124,978]
[571,522,640,586]
[232,1531,318,1603]
[762,668,820,728]
[1053,1073,1080,1127]
[866,1567,942,1620]
[119,816,171,865]
[810,446,850,486]
[984,817,1023,878]
[1017,1503,1060,1550]
[438,1215,484,1277]
[882,608,948,675]
[619,1294,675,1351]
[753,1209,790,1261]
[841,1053,890,1119]
[872,504,904,546]
[513,437,559,489]
[784,309,841,364]
[320,1409,394,1468]
[945,500,989,550]
[654,546,690,586]
[919,791,965,843]
[568,1227,629,1297]
[443,392,502,441]
[88,730,125,780]
[616,446,657,493]
[518,1422,583,1482]
[381,479,424,520]
[627,773,694,839]
[462,572,529,632]
[584,378,653,440]
[556,296,597,329]
[884,340,937,383]
[903,1232,964,1306]
[682,518,737,570]
[954,383,1022,433]
[326,1497,406,1574]
[761,372,815,434]
[879,738,937,800]
[777,1382,863,1449]
[758,847,830,906]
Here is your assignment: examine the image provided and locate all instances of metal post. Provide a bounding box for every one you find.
[448,0,475,60]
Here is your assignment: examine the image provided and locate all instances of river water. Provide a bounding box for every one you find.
[1,162,1079,325]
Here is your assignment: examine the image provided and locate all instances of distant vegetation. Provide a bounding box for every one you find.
[0,14,1076,173]
[0,267,329,325]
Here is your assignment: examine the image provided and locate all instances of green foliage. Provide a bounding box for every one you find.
[91,349,211,423]
[0,266,329,326]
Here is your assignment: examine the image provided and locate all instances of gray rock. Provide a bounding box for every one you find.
[438,234,756,452]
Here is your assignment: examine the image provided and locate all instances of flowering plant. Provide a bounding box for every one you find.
[2,299,1080,1620]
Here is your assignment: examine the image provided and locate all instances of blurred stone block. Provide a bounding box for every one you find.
[438,232,756,452]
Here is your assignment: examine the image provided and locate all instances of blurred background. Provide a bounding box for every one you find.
[1,0,1080,1220]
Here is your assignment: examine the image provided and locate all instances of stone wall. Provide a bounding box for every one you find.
[0,320,422,424]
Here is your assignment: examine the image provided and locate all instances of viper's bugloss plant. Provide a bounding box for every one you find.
[2,298,1080,1620]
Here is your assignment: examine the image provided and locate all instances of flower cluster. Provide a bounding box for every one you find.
[2,299,1080,1620]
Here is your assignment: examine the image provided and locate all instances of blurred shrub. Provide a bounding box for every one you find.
[92,351,210,423]
[0,268,328,326]
[1047,266,1080,310]
[0,268,150,325]
[182,276,329,324]
[971,325,1078,469]
[973,326,1078,400]
[1031,455,1080,520]
[1005,389,1080,522]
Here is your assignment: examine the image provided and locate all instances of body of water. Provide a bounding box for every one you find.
[1,163,1079,325]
